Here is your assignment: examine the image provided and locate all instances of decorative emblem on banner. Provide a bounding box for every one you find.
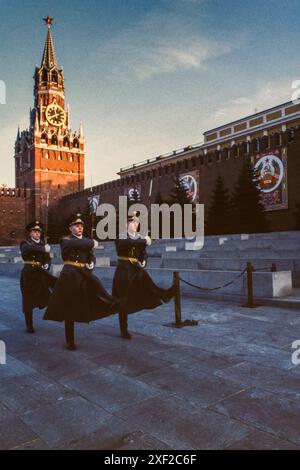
[254,154,284,193]
[253,150,288,211]
[128,187,141,201]
[179,174,198,203]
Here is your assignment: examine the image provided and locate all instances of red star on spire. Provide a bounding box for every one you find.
[43,16,54,26]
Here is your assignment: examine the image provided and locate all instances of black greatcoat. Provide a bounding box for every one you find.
[44,234,118,323]
[20,239,57,312]
[112,236,163,315]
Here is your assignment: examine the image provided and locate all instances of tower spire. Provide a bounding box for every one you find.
[34,111,40,132]
[41,16,58,69]
[79,121,84,138]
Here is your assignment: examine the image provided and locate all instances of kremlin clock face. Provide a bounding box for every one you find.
[45,102,66,127]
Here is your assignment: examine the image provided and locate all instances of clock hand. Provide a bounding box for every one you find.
[51,113,63,120]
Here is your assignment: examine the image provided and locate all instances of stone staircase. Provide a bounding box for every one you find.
[159,231,300,288]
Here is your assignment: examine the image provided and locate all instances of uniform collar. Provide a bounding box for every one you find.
[128,230,140,240]
[71,233,83,240]
[30,237,41,244]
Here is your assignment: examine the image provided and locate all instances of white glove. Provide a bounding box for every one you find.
[44,244,51,253]
[42,264,49,270]
[93,240,98,248]
[145,235,152,246]
[85,261,95,270]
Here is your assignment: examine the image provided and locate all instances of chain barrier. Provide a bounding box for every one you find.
[166,262,277,328]
[179,268,247,291]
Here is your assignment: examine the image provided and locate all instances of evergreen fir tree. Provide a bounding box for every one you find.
[169,176,195,238]
[206,176,233,235]
[231,159,270,234]
[155,189,164,204]
[170,176,191,206]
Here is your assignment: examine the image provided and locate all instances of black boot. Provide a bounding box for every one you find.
[119,310,131,339]
[65,320,77,350]
[24,309,35,333]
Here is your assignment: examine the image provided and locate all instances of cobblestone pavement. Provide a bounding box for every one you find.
[0,275,300,450]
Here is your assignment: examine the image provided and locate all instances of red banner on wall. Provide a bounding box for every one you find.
[253,148,288,211]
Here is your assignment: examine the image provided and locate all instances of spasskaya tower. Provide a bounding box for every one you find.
[14,16,85,226]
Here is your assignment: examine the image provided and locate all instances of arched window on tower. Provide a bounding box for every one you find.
[73,139,79,149]
[41,133,48,144]
[51,71,58,84]
[51,134,58,146]
[42,69,48,82]
[63,137,70,148]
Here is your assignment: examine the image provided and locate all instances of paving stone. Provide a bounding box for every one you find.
[210,387,300,446]
[60,416,170,450]
[128,318,237,353]
[12,347,100,381]
[149,345,242,374]
[63,368,161,413]
[0,373,75,413]
[92,349,173,377]
[138,363,247,408]
[89,326,175,354]
[12,438,50,450]
[224,343,294,370]
[76,327,174,359]
[215,361,300,400]
[21,396,112,447]
[118,395,250,450]
[0,355,36,379]
[0,329,56,355]
[117,431,171,450]
[1,274,300,450]
[225,429,300,450]
[0,403,38,450]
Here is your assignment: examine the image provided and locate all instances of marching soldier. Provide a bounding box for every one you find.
[44,213,119,350]
[20,221,56,333]
[112,212,175,339]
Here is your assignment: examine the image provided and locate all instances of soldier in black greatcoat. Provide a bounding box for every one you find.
[20,221,56,333]
[112,212,175,339]
[44,213,119,350]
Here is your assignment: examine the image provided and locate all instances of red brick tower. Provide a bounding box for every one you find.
[14,16,85,229]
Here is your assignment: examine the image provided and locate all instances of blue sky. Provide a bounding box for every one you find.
[0,0,300,187]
